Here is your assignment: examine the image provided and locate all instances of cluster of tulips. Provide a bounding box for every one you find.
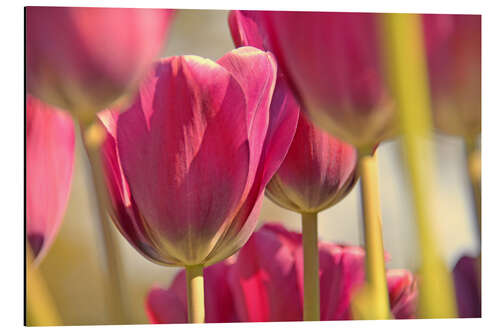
[26,7,481,325]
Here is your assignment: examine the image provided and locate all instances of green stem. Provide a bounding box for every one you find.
[80,120,128,324]
[186,265,205,323]
[301,212,320,321]
[357,151,391,320]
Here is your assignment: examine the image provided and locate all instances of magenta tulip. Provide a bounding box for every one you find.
[26,95,76,263]
[423,14,481,137]
[146,223,418,323]
[229,10,358,214]
[266,114,358,213]
[26,7,175,118]
[453,255,481,318]
[229,11,396,152]
[99,47,299,267]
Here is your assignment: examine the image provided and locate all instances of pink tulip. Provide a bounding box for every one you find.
[146,223,418,323]
[229,11,359,214]
[422,14,481,137]
[266,114,358,213]
[99,47,299,267]
[26,7,175,117]
[26,95,75,263]
[229,11,396,151]
[452,255,481,318]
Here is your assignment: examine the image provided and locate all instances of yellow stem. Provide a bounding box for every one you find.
[79,120,128,324]
[465,136,481,242]
[26,247,61,326]
[380,13,457,318]
[301,212,320,321]
[357,151,391,320]
[186,265,205,323]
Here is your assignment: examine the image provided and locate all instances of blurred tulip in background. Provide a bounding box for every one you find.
[26,7,175,121]
[423,14,481,138]
[26,95,76,263]
[236,11,396,151]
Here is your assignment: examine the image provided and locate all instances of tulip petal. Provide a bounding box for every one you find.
[386,269,419,319]
[217,47,277,193]
[117,56,251,265]
[315,244,366,320]
[228,224,302,322]
[26,95,75,263]
[203,75,299,265]
[99,110,177,265]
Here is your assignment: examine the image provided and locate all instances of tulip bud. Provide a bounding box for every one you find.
[422,14,481,137]
[230,11,396,152]
[99,47,299,267]
[26,95,75,263]
[26,7,175,121]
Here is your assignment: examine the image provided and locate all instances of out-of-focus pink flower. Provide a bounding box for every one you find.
[452,255,481,318]
[99,47,299,267]
[423,14,481,137]
[229,11,359,214]
[386,269,419,319]
[26,7,175,117]
[26,95,75,263]
[146,223,418,323]
[229,11,396,151]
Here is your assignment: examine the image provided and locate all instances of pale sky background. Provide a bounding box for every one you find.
[37,9,480,325]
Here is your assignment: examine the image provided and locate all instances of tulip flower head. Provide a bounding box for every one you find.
[99,47,299,267]
[26,95,76,264]
[423,14,481,138]
[230,11,396,152]
[26,7,175,122]
[146,223,418,323]
[266,114,358,213]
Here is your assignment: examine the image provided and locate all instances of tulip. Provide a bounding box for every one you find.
[452,255,481,318]
[266,114,358,214]
[99,47,299,322]
[26,95,75,263]
[422,14,481,138]
[146,223,418,323]
[423,14,482,244]
[26,6,175,122]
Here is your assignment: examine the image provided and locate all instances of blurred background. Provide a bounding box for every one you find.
[36,9,480,325]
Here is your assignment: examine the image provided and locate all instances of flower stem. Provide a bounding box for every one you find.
[26,246,61,326]
[186,264,205,323]
[465,136,481,242]
[301,212,320,321]
[357,151,391,320]
[80,120,128,324]
[380,13,457,318]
